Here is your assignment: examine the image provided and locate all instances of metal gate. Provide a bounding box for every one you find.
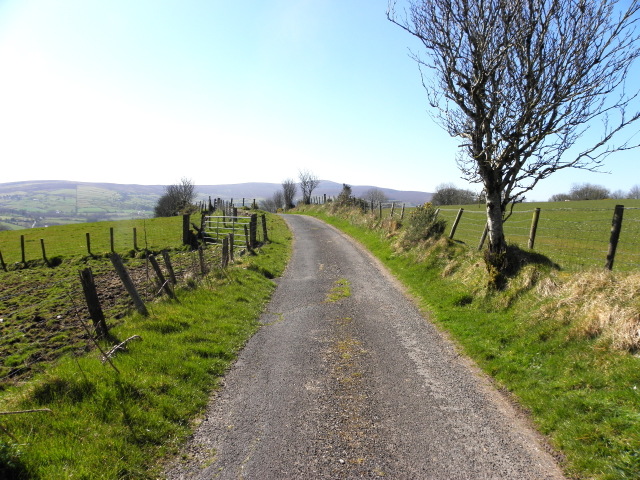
[202,215,253,249]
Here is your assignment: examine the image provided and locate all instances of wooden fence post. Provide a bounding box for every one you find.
[249,214,258,248]
[109,253,148,316]
[149,254,176,299]
[229,234,235,262]
[20,235,25,264]
[528,208,541,250]
[110,227,115,253]
[449,208,464,239]
[221,237,229,268]
[86,233,92,256]
[390,202,396,218]
[605,204,624,270]
[261,214,268,242]
[244,225,252,253]
[401,203,406,220]
[79,267,108,337]
[478,223,488,250]
[182,214,190,246]
[198,246,207,275]
[133,227,138,250]
[378,203,382,219]
[0,250,6,271]
[40,239,49,266]
[161,250,177,285]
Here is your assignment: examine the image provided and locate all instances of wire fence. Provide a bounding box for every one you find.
[436,206,640,271]
[0,246,224,385]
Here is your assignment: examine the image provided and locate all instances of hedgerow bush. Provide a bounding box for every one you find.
[400,202,446,247]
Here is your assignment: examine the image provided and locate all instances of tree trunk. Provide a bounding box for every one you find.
[485,190,506,254]
[484,189,508,289]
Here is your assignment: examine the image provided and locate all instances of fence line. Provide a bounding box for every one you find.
[435,205,639,271]
[0,244,235,384]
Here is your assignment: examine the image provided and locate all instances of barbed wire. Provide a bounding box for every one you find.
[0,244,227,385]
[436,206,639,271]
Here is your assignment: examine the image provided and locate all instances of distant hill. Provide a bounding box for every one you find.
[197,180,432,206]
[0,180,432,230]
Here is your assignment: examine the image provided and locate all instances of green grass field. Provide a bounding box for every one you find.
[0,212,291,479]
[412,199,640,271]
[0,216,186,265]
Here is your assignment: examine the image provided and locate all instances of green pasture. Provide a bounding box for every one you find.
[0,183,158,229]
[433,199,640,271]
[0,216,188,265]
[0,212,291,479]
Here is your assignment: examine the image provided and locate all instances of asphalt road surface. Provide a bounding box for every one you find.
[165,214,565,479]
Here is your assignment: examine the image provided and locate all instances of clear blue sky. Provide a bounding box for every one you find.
[0,0,637,200]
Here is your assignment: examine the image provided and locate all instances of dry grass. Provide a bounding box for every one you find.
[538,270,640,351]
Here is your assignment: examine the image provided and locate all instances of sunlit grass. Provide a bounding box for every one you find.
[298,205,640,480]
[0,213,291,479]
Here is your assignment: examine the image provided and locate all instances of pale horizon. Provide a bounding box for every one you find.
[1,1,638,201]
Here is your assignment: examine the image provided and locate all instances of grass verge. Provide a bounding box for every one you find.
[297,205,640,480]
[0,213,292,479]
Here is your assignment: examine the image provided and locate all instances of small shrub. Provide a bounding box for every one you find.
[400,203,446,247]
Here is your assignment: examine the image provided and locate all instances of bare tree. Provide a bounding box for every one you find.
[154,178,197,217]
[569,183,610,200]
[549,183,611,201]
[261,190,285,212]
[282,179,297,210]
[628,184,640,199]
[388,0,640,280]
[362,188,389,205]
[610,189,627,200]
[299,169,320,205]
[431,183,478,206]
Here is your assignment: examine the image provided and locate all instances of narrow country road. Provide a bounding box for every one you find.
[165,214,565,479]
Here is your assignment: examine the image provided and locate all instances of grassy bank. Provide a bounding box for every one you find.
[0,213,292,479]
[297,205,639,480]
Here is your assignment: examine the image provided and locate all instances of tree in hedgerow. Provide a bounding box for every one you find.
[569,183,610,201]
[388,0,640,285]
[629,185,640,199]
[431,183,478,206]
[299,169,320,205]
[154,178,197,217]
[282,179,297,210]
[549,183,611,201]
[335,183,353,206]
[362,188,389,206]
[261,190,285,213]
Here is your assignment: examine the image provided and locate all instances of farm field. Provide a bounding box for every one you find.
[431,199,640,271]
[0,216,185,266]
[0,181,160,229]
[0,214,216,385]
[0,212,289,479]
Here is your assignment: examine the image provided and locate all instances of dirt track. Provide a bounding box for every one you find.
[165,214,565,479]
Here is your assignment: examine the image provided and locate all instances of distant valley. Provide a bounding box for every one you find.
[0,180,432,230]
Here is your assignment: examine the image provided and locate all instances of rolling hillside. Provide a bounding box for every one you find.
[0,180,433,230]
